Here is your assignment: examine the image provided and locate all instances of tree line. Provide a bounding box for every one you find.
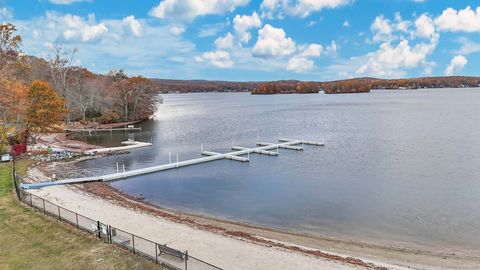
[0,23,159,133]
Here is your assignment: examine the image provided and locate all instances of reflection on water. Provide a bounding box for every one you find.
[75,89,480,252]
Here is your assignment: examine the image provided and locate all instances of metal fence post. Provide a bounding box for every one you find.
[108,225,112,244]
[185,250,188,270]
[97,221,101,239]
[75,213,79,228]
[155,243,158,263]
[29,194,33,207]
[42,199,46,214]
[58,206,61,220]
[132,235,135,254]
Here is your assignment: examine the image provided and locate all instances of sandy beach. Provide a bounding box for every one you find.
[24,169,480,270]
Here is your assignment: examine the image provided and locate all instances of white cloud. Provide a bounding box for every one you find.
[435,6,480,33]
[286,41,337,73]
[356,35,438,77]
[394,12,410,33]
[371,15,393,42]
[122,15,142,37]
[198,20,230,37]
[215,32,235,49]
[233,11,261,44]
[287,43,322,72]
[261,0,351,18]
[0,7,13,21]
[169,25,185,35]
[150,0,249,22]
[48,0,90,4]
[414,14,435,39]
[343,20,349,27]
[13,11,197,78]
[58,13,108,43]
[454,38,480,55]
[195,50,234,68]
[287,57,315,72]
[445,55,467,76]
[252,24,296,58]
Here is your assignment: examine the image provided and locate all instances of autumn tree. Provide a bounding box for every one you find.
[49,44,77,123]
[0,79,29,125]
[27,81,67,131]
[0,23,23,78]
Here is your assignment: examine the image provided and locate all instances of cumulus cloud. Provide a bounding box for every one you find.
[12,11,196,77]
[215,32,235,49]
[371,15,393,42]
[58,13,108,43]
[435,6,480,33]
[122,15,142,37]
[287,43,322,72]
[252,24,296,58]
[150,0,249,22]
[233,11,261,44]
[356,35,438,77]
[195,50,234,68]
[261,0,351,18]
[445,55,467,76]
[414,14,435,39]
[287,41,337,72]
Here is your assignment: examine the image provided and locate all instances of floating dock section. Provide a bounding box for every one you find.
[84,140,152,155]
[21,138,324,189]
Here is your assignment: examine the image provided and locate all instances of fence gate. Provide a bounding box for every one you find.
[97,221,111,243]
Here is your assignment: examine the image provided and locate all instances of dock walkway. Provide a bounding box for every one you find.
[21,139,324,189]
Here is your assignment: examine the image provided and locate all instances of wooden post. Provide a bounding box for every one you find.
[42,199,46,214]
[155,243,158,263]
[58,206,61,220]
[76,213,79,228]
[185,250,188,270]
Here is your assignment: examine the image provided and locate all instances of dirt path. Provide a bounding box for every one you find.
[32,133,98,153]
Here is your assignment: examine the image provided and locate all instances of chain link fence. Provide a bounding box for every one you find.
[11,160,222,270]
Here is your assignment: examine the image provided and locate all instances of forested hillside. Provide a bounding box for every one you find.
[0,23,159,129]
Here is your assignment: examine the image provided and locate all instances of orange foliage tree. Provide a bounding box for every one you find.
[27,81,67,131]
[0,79,28,125]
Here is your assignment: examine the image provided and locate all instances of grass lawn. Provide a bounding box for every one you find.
[0,160,164,270]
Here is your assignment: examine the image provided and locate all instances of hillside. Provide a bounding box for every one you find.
[151,76,480,95]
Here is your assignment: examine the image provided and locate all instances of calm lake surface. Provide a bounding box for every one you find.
[75,89,480,252]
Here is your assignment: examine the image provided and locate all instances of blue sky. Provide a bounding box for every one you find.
[1,0,479,81]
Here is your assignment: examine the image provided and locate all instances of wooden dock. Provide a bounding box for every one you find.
[21,138,324,189]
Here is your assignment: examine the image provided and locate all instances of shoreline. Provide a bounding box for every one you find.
[77,181,480,269]
[77,182,386,269]
[23,134,480,269]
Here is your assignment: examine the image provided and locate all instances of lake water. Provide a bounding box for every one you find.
[74,89,480,252]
